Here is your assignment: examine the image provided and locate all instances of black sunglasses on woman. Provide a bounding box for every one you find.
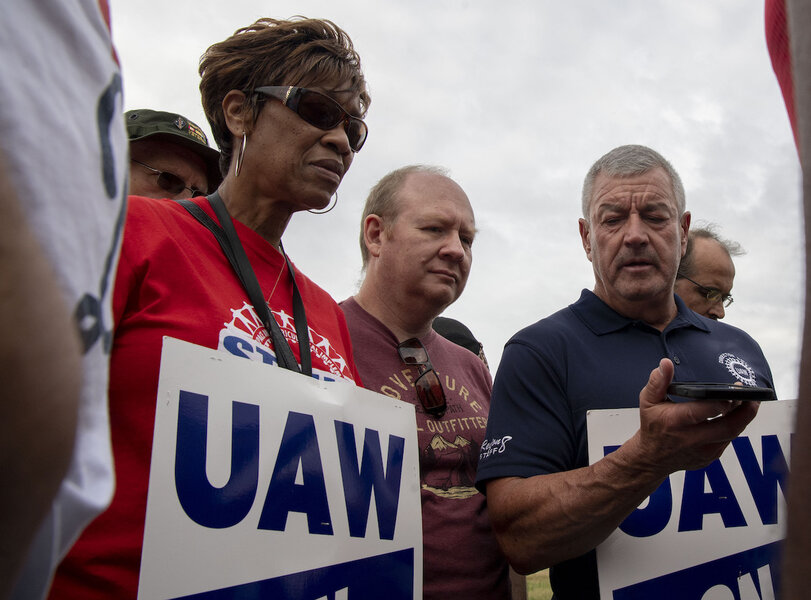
[254,86,369,152]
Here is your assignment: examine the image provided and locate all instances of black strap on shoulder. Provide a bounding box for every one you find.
[176,195,312,376]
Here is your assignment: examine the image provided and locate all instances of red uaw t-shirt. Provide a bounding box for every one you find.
[50,196,361,598]
[340,297,510,600]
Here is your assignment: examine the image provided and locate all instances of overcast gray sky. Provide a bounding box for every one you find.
[110,0,803,398]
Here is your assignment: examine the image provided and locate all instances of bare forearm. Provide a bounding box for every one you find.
[487,359,758,575]
[487,433,666,574]
[0,161,81,597]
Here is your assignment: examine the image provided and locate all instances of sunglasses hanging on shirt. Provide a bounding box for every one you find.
[397,337,447,419]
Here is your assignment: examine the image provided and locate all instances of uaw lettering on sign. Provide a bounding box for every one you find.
[604,435,788,538]
[175,394,404,540]
[139,338,422,599]
[588,403,794,600]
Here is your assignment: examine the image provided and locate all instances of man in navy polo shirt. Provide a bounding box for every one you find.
[475,144,771,600]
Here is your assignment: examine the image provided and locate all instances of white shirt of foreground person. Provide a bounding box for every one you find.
[0,1,128,598]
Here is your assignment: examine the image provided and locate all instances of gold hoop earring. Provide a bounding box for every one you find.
[234,133,247,177]
[308,192,338,215]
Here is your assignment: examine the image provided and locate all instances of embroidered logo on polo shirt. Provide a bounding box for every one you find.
[718,353,757,386]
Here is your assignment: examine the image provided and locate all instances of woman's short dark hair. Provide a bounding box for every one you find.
[199,17,370,176]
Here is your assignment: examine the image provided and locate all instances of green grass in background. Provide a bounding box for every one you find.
[526,569,552,600]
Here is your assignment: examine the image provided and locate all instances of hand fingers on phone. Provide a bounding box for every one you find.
[673,406,758,470]
[695,399,760,443]
[673,398,737,425]
[639,358,674,409]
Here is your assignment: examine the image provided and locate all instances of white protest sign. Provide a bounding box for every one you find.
[138,337,423,599]
[588,401,794,600]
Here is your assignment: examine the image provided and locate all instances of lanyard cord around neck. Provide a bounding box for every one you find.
[176,193,312,376]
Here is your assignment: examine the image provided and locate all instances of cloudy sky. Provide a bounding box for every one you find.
[110,0,803,398]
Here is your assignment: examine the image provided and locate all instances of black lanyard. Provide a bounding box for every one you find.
[177,193,312,376]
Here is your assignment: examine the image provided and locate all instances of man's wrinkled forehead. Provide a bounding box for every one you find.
[589,169,678,216]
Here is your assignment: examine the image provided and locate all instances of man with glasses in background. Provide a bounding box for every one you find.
[126,109,221,199]
[675,225,743,320]
[476,145,772,600]
[340,165,511,599]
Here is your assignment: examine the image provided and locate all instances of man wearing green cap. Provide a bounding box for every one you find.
[125,109,221,199]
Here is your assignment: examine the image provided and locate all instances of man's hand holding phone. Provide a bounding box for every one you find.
[630,359,763,475]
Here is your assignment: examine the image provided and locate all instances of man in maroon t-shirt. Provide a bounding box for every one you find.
[340,165,512,599]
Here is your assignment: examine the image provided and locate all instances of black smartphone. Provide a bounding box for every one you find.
[667,382,776,401]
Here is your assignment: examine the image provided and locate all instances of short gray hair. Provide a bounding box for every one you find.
[581,144,686,221]
[678,224,745,279]
[359,164,450,268]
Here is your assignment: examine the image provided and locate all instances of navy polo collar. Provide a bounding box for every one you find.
[569,289,710,336]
